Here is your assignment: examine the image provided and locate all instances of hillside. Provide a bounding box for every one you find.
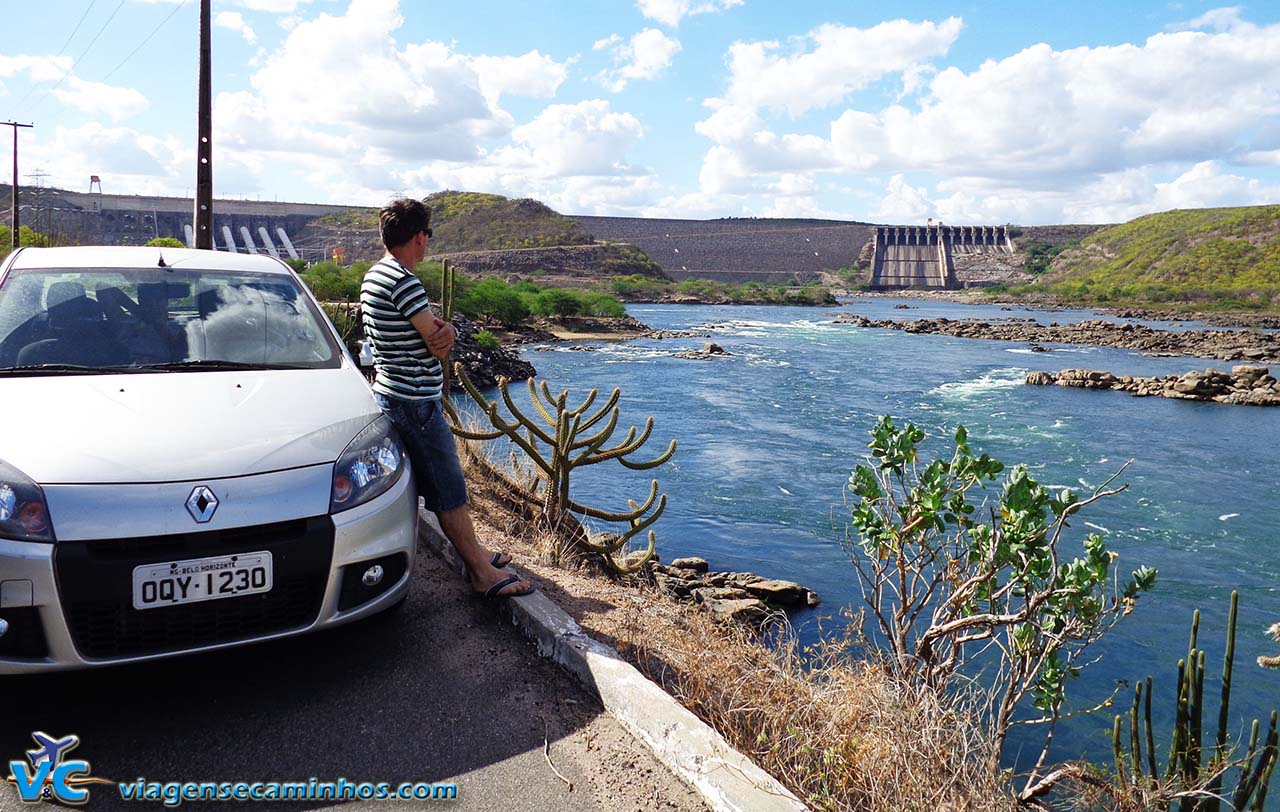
[1044,205,1280,303]
[309,191,595,259]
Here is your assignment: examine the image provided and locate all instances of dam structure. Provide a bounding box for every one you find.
[0,185,356,261]
[869,225,1014,290]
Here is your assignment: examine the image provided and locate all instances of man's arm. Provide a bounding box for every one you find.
[410,311,456,359]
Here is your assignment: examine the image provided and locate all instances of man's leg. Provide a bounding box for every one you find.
[436,504,532,597]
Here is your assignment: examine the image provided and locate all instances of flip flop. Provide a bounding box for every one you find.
[490,552,513,568]
[478,574,536,599]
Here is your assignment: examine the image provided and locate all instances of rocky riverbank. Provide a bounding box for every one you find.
[650,556,820,624]
[449,313,536,386]
[1026,365,1280,406]
[833,312,1280,362]
[844,291,1280,329]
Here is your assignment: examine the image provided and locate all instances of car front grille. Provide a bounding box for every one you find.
[54,517,334,660]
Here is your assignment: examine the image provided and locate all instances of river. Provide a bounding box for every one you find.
[499,298,1279,777]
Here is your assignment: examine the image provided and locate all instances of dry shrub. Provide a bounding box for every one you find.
[615,603,1015,812]
[456,418,1016,811]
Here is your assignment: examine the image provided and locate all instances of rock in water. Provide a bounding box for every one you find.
[705,598,770,624]
[742,578,822,608]
[1026,371,1055,386]
[669,556,710,572]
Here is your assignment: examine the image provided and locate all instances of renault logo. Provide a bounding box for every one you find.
[186,486,219,523]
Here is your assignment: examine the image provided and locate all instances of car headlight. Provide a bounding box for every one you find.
[331,416,407,513]
[0,458,55,542]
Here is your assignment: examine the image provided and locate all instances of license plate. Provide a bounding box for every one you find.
[132,552,273,610]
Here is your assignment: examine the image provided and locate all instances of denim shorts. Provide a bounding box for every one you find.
[374,394,469,513]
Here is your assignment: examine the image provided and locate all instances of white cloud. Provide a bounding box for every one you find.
[593,34,622,51]
[1168,6,1250,32]
[690,12,1280,223]
[24,122,187,195]
[470,50,568,107]
[510,100,645,177]
[862,160,1280,226]
[215,11,258,44]
[849,22,1280,177]
[239,0,505,162]
[50,77,150,122]
[874,174,937,222]
[709,18,963,119]
[0,54,72,83]
[596,28,682,92]
[636,0,742,28]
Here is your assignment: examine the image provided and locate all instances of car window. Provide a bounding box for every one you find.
[0,267,341,371]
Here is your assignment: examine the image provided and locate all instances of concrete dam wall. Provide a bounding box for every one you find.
[573,215,874,283]
[1,187,355,260]
[869,225,1014,290]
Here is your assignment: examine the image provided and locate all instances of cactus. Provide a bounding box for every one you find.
[440,258,456,397]
[443,365,676,574]
[1110,591,1277,811]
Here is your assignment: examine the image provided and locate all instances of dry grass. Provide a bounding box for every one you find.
[457,439,1018,812]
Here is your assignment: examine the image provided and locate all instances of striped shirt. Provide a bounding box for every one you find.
[360,257,443,400]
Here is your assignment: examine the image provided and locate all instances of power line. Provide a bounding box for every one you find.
[14,0,98,107]
[53,0,99,57]
[30,0,129,111]
[103,0,191,82]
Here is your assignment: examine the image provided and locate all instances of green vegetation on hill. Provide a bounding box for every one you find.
[426,190,595,252]
[1042,205,1280,307]
[315,191,595,254]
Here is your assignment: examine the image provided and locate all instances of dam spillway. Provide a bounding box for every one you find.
[869,225,1014,290]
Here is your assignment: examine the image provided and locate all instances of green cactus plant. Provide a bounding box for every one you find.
[1109,591,1277,811]
[442,366,676,574]
[440,258,456,398]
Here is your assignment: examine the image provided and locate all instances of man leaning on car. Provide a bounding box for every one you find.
[360,199,534,600]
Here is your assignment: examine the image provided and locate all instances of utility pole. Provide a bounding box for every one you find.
[3,121,33,249]
[193,0,213,249]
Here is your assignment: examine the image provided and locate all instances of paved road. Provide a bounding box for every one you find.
[1,548,707,811]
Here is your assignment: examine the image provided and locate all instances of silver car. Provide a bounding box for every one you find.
[0,246,417,674]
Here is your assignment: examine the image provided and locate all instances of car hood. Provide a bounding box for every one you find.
[0,369,382,484]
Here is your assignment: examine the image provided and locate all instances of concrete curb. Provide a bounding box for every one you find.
[417,508,810,812]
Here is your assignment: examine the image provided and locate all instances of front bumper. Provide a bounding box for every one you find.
[0,466,417,675]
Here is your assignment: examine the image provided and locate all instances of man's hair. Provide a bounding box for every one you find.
[379,198,431,250]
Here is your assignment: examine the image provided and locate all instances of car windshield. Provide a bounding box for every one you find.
[0,266,341,373]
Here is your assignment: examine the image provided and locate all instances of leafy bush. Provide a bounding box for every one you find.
[843,416,1156,794]
[299,261,371,302]
[472,330,500,350]
[145,237,185,248]
[531,288,583,317]
[610,274,669,298]
[0,225,53,259]
[1023,241,1078,274]
[456,277,530,325]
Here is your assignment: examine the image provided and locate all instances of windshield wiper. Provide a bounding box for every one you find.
[136,360,306,371]
[0,364,149,376]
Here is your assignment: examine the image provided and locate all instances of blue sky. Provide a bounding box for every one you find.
[2,0,1279,224]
